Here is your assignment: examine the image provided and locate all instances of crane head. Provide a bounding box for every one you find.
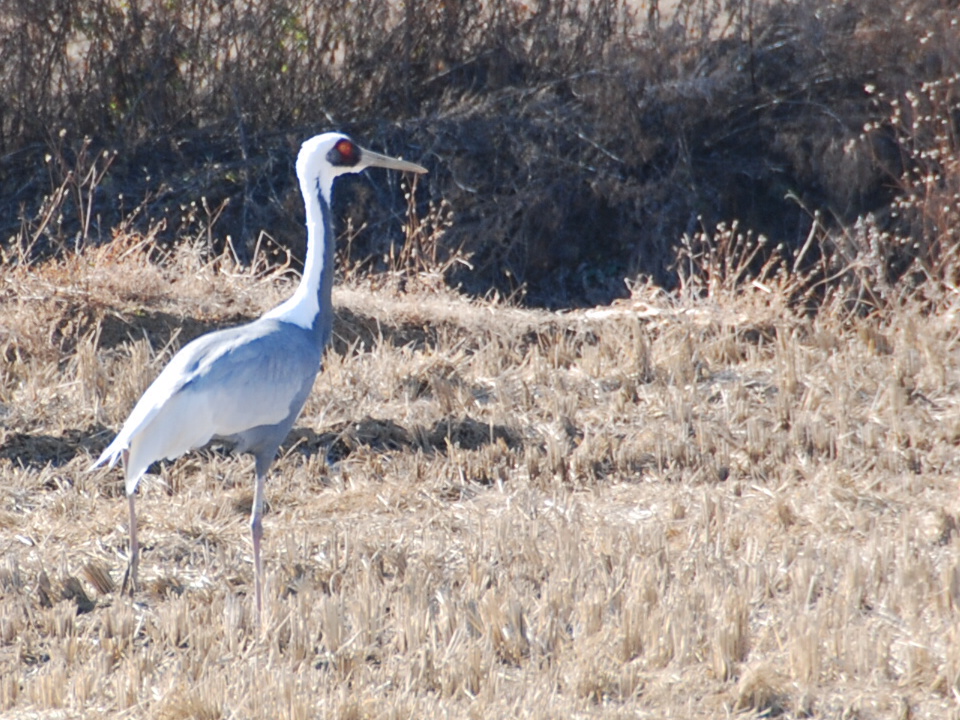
[297,132,427,196]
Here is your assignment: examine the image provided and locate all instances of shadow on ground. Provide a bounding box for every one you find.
[0,428,102,469]
[289,414,523,464]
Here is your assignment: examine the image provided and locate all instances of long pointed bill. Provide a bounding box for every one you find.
[359,146,428,174]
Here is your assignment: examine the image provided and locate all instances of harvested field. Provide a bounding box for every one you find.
[1,240,959,718]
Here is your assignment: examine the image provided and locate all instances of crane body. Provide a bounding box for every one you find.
[92,133,427,620]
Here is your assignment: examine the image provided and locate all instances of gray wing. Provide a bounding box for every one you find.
[104,318,322,492]
[193,321,324,455]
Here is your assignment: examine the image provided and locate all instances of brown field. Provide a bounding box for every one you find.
[1,231,959,719]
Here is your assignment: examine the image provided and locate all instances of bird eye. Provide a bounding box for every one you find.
[328,139,360,167]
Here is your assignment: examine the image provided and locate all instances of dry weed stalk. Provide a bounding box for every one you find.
[5,134,116,265]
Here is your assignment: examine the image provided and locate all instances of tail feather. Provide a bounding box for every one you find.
[90,438,126,472]
[90,437,147,497]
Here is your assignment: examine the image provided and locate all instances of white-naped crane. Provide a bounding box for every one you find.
[92,133,427,621]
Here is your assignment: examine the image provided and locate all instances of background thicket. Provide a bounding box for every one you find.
[2,0,958,306]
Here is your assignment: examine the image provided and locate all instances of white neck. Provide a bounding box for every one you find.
[263,177,333,329]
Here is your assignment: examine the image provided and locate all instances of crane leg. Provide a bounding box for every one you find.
[119,449,139,597]
[251,468,267,624]
[121,493,139,596]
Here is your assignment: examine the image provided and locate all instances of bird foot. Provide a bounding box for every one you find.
[120,561,139,597]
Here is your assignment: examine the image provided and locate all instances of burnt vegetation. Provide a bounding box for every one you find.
[1,0,958,307]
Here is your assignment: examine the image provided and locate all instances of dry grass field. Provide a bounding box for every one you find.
[1,230,959,719]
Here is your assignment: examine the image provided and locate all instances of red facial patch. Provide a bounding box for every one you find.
[334,139,358,164]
